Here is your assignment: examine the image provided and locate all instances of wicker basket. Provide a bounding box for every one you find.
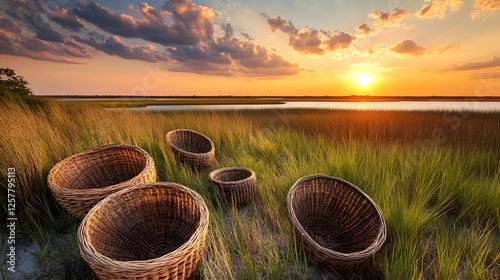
[78,182,209,280]
[209,167,256,207]
[47,144,156,219]
[166,129,215,170]
[287,174,386,269]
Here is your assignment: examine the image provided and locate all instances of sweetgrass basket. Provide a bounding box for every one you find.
[78,182,209,280]
[166,129,215,170]
[287,174,386,269]
[47,144,156,219]
[209,167,256,207]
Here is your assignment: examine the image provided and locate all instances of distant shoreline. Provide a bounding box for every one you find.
[38,95,500,102]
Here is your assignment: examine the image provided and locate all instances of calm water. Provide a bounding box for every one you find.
[131,101,500,112]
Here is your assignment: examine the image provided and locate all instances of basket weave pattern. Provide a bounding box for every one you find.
[287,175,386,269]
[78,182,209,280]
[209,167,256,207]
[47,144,156,219]
[166,129,215,170]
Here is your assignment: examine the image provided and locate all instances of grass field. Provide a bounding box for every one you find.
[1,97,499,279]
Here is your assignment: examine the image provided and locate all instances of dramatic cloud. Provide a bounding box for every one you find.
[1,1,164,64]
[448,56,500,71]
[5,0,66,43]
[168,23,300,77]
[49,8,86,32]
[72,1,216,46]
[1,1,299,77]
[471,0,500,18]
[391,40,426,56]
[262,14,354,55]
[0,16,90,64]
[417,0,463,19]
[75,35,169,63]
[358,8,410,35]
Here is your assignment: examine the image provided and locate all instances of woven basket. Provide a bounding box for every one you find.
[287,174,386,269]
[78,182,209,280]
[209,167,256,207]
[47,144,156,219]
[166,129,215,170]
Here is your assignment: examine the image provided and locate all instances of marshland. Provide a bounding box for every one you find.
[1,97,499,279]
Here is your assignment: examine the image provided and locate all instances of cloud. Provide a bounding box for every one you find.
[471,0,500,18]
[266,15,297,34]
[358,8,410,35]
[168,23,299,77]
[417,0,463,19]
[241,32,254,41]
[49,8,86,32]
[0,15,91,63]
[428,43,461,54]
[74,35,169,63]
[357,23,373,35]
[370,8,411,24]
[262,14,354,55]
[1,1,299,77]
[391,39,426,56]
[4,0,67,43]
[448,56,500,71]
[324,32,355,51]
[470,71,500,80]
[72,0,216,46]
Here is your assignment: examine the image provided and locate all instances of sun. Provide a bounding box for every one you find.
[355,73,374,87]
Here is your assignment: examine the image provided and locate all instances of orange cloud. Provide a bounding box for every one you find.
[417,0,463,19]
[428,43,461,54]
[448,56,500,71]
[262,14,355,55]
[391,40,426,56]
[358,8,410,35]
[471,0,500,18]
[167,23,300,77]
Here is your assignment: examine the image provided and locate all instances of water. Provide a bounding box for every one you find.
[131,101,500,112]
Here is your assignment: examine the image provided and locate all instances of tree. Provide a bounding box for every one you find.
[0,68,33,97]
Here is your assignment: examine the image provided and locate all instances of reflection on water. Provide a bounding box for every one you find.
[130,101,500,112]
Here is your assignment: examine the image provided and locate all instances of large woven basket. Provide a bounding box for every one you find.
[166,129,215,170]
[47,144,156,219]
[287,175,386,269]
[209,167,256,207]
[78,182,209,280]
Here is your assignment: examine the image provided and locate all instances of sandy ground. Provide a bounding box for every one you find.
[1,232,74,280]
[2,237,38,279]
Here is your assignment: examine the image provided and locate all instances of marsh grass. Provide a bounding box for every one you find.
[1,98,499,279]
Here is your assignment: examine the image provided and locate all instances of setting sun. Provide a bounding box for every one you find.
[354,73,374,88]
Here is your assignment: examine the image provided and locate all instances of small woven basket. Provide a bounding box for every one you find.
[209,167,256,207]
[78,182,209,280]
[287,174,386,269]
[166,129,215,170]
[47,144,156,219]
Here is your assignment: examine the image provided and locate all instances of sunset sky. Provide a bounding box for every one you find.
[1,0,499,96]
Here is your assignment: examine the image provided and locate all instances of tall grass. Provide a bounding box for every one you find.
[1,98,499,279]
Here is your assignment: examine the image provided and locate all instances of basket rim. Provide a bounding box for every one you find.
[47,144,155,196]
[287,174,387,260]
[166,129,215,157]
[78,182,209,270]
[208,166,256,185]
